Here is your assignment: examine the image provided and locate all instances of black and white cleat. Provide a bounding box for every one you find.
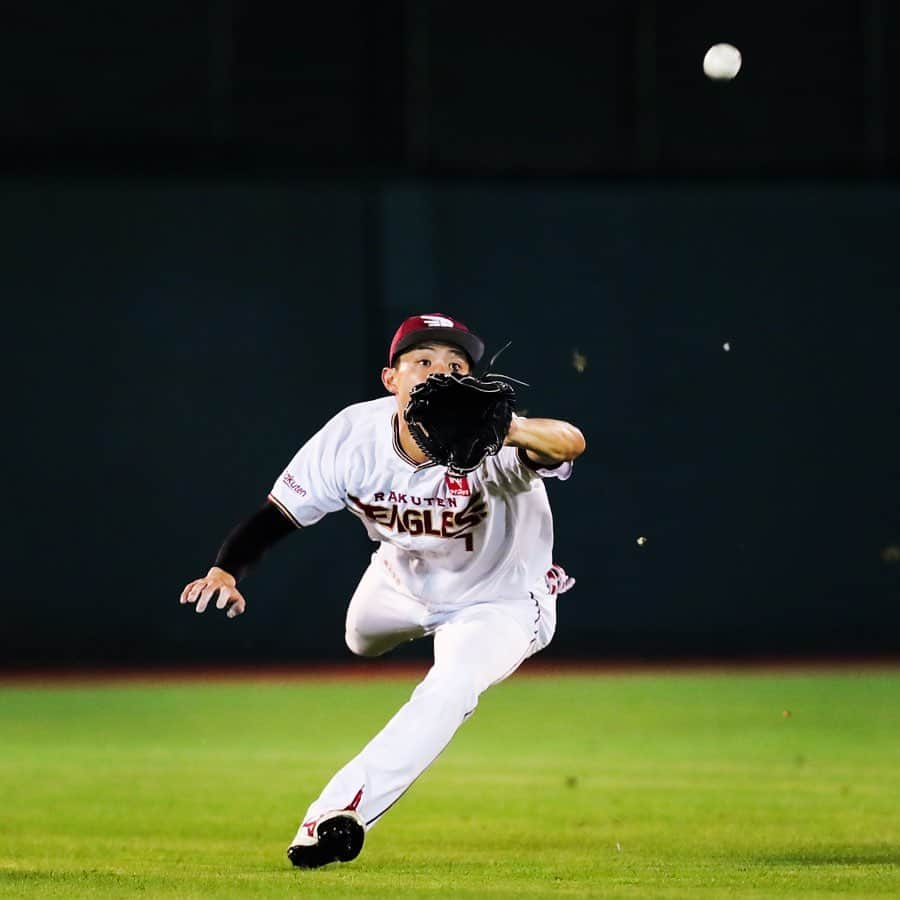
[287,810,366,869]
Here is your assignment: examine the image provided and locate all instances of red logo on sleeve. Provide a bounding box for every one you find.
[445,474,470,497]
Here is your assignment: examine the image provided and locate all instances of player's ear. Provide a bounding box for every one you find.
[381,366,398,394]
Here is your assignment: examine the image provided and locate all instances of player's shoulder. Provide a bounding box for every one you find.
[316,397,395,478]
[331,395,395,426]
[314,395,394,441]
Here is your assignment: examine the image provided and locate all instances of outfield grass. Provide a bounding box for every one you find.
[1,669,899,898]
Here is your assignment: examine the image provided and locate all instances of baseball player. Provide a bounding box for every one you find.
[179,313,585,868]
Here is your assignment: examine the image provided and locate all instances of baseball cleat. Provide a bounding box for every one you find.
[287,809,365,869]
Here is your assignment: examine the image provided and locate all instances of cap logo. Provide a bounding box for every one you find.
[421,315,455,328]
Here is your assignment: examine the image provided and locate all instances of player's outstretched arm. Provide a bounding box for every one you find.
[504,416,586,467]
[180,567,247,618]
[179,500,298,619]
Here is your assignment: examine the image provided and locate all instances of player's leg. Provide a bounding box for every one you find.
[293,590,554,845]
[287,557,431,868]
[344,556,430,657]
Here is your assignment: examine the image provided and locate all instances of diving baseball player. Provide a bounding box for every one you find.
[179,313,586,868]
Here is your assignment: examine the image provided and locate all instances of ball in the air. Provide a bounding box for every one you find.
[703,43,742,81]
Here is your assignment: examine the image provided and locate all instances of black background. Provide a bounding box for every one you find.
[3,1,898,665]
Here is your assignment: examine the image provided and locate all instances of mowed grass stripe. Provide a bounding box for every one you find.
[1,673,899,898]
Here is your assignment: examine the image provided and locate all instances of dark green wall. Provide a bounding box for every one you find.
[4,178,898,664]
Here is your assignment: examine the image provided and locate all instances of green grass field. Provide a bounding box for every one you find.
[1,669,899,898]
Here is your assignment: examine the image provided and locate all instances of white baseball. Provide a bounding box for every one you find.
[703,43,742,81]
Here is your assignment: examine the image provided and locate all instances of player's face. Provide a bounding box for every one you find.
[382,343,472,412]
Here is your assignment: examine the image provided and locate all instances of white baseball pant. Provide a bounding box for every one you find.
[296,555,557,832]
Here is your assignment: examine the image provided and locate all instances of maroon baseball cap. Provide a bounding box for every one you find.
[388,313,484,366]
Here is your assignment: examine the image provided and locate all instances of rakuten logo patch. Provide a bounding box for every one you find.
[281,473,307,497]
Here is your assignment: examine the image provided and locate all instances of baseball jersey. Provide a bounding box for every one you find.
[268,396,572,606]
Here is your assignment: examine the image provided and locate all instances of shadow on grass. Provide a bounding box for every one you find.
[0,870,146,886]
[750,846,900,867]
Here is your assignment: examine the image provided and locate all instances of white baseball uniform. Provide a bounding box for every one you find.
[268,395,572,834]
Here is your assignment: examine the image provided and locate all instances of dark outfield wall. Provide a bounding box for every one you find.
[3,179,898,665]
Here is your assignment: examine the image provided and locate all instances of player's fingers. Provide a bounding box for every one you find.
[195,585,220,614]
[182,581,204,605]
[226,593,246,618]
[215,586,234,609]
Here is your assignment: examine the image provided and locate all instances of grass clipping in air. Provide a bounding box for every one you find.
[1,671,899,898]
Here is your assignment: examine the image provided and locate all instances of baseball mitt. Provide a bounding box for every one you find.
[404,373,516,474]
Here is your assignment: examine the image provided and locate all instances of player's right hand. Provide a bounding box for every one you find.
[179,566,247,618]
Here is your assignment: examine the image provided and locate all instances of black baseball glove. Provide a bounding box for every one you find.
[404,373,516,474]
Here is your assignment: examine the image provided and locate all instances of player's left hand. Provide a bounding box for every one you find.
[404,373,515,474]
[179,566,247,618]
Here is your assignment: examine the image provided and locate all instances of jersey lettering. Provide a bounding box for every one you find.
[372,491,455,507]
[281,472,308,497]
[348,493,487,544]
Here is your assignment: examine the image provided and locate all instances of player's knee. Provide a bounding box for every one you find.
[345,628,384,658]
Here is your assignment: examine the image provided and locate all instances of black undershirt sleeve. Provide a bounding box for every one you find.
[214,500,298,584]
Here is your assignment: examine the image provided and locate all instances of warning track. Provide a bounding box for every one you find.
[1,656,898,687]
